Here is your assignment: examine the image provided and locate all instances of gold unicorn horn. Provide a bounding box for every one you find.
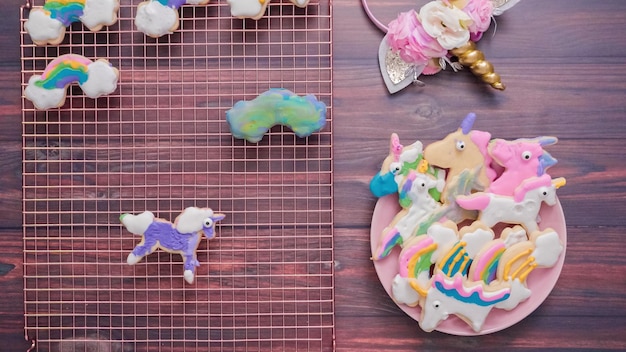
[450,41,505,90]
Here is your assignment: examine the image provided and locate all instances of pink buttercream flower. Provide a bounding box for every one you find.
[386,10,447,65]
[463,0,494,36]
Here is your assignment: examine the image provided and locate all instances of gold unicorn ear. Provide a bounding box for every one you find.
[450,41,505,90]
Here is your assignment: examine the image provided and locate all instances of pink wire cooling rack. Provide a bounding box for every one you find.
[20,0,333,350]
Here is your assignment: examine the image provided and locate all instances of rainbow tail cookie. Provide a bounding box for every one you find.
[24,54,119,110]
[25,0,120,46]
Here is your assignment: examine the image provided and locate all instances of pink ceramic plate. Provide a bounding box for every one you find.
[370,195,567,336]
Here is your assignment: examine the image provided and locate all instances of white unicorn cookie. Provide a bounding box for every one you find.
[456,175,567,232]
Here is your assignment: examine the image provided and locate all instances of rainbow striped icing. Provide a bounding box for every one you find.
[433,273,510,307]
[35,54,92,90]
[25,0,119,46]
[471,242,505,283]
[438,241,472,278]
[398,236,436,278]
[226,89,326,143]
[24,54,118,110]
[43,0,86,27]
[156,0,187,8]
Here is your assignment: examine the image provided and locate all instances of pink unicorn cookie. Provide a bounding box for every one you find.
[121,207,225,284]
[487,137,558,196]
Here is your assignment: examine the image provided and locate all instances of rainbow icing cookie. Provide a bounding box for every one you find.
[24,54,119,110]
[25,0,120,46]
[226,88,327,143]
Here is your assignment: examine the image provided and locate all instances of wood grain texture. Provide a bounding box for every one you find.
[2,0,626,351]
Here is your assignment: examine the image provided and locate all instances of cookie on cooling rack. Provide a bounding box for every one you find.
[226,88,327,143]
[121,207,225,284]
[24,54,119,110]
[135,0,211,38]
[25,0,120,46]
[228,0,310,20]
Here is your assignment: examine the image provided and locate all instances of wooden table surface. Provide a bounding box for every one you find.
[2,0,626,350]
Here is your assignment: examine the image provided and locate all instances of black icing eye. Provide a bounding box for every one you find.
[390,162,402,175]
[455,140,465,151]
[542,191,548,196]
[433,300,441,309]
[203,218,214,228]
[421,182,426,188]
[522,151,532,160]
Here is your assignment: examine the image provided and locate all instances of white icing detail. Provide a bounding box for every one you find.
[24,10,65,45]
[503,227,527,248]
[389,162,402,175]
[24,75,66,110]
[399,141,423,163]
[186,0,210,4]
[135,1,179,37]
[80,0,119,30]
[392,275,421,307]
[80,60,119,98]
[227,0,264,18]
[531,231,563,267]
[175,207,214,233]
[461,228,494,258]
[184,269,195,284]
[495,279,531,311]
[127,253,141,265]
[121,211,155,235]
[428,224,458,260]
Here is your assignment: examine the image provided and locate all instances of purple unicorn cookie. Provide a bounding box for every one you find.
[121,207,225,284]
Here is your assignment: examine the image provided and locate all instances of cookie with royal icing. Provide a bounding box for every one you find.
[24,54,119,110]
[228,0,309,20]
[135,0,211,38]
[121,207,225,284]
[25,0,120,46]
[226,88,326,143]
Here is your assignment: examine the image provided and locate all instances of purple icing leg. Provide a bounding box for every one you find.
[132,236,158,258]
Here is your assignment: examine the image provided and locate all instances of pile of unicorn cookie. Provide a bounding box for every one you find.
[370,113,566,333]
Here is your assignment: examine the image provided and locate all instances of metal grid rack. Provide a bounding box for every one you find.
[20,0,333,350]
